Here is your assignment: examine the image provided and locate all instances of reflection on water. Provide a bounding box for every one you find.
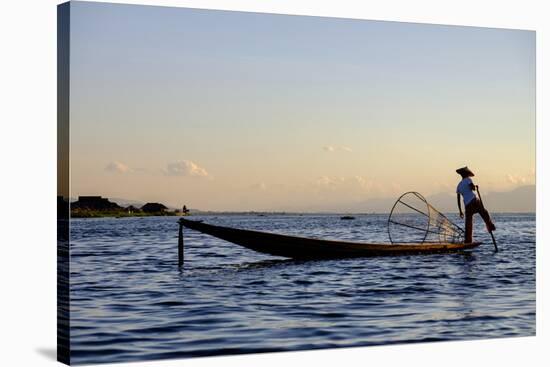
[70,213,535,364]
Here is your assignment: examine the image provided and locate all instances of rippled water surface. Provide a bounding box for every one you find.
[70,214,535,364]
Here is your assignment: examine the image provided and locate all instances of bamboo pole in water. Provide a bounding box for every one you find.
[476,186,498,252]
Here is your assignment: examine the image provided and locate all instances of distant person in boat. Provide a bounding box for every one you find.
[456,166,496,243]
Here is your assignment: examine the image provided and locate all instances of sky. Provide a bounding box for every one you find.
[68,1,535,211]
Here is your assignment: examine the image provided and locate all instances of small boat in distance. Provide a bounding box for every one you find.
[340,215,355,220]
[179,218,481,259]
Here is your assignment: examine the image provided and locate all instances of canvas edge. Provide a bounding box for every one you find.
[57,1,71,365]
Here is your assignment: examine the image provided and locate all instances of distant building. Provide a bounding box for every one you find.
[72,196,121,210]
[141,202,168,213]
[126,205,140,213]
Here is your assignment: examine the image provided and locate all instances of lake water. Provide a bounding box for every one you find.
[69,213,536,364]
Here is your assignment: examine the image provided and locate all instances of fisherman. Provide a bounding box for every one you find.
[456,166,496,243]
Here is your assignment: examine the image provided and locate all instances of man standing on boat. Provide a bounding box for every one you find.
[456,166,496,243]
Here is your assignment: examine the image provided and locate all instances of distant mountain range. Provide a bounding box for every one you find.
[479,185,535,213]
[70,185,534,214]
[340,185,535,213]
[109,198,192,211]
[108,197,147,208]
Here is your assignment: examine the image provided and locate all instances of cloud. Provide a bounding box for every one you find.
[314,176,370,191]
[250,182,267,191]
[506,172,534,186]
[312,175,401,199]
[323,145,352,152]
[164,160,209,177]
[315,175,338,188]
[506,174,525,185]
[105,161,131,174]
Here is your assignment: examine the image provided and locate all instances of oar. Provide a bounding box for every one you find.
[475,185,498,252]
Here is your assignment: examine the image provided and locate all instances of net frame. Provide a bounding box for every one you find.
[387,192,465,244]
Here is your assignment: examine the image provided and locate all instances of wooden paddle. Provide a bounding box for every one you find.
[476,185,498,252]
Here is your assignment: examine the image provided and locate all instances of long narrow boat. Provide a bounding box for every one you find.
[179,218,481,259]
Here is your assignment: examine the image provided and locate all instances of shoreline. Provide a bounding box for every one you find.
[70,211,536,218]
[70,210,183,218]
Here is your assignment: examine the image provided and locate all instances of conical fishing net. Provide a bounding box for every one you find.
[388,192,465,244]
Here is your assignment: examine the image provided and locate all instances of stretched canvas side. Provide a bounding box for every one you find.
[57,2,71,365]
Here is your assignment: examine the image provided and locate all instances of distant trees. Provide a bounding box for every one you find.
[69,197,191,218]
[71,196,121,210]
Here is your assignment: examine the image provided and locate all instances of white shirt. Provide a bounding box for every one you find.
[456,177,477,206]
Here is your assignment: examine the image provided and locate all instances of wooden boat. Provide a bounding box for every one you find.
[179,218,481,259]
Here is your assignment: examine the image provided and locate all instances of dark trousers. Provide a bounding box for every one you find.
[465,198,495,243]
